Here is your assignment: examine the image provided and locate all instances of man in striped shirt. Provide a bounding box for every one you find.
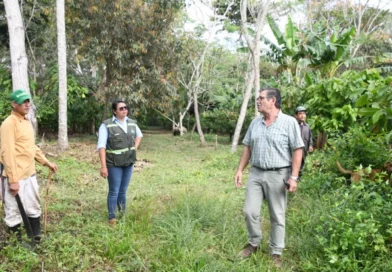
[234,87,304,268]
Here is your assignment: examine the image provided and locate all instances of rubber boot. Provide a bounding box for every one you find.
[28,217,42,244]
[8,224,22,242]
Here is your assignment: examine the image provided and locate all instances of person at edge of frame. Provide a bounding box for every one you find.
[0,89,58,245]
[234,87,304,269]
[97,100,143,227]
[294,106,313,179]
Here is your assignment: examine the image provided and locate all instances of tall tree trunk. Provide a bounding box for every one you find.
[253,42,261,117]
[231,61,255,152]
[4,0,37,131]
[316,131,328,150]
[193,90,206,146]
[231,0,271,152]
[57,0,68,150]
[103,54,114,120]
[179,112,184,136]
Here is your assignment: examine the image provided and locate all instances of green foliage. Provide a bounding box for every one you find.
[0,246,39,271]
[201,109,252,139]
[67,0,184,113]
[213,0,254,26]
[2,134,392,271]
[327,127,391,170]
[0,65,12,122]
[265,16,357,78]
[296,69,392,135]
[355,70,392,136]
[35,65,103,133]
[296,135,392,271]
[315,180,392,270]
[314,2,392,70]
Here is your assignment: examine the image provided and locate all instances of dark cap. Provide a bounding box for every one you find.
[10,90,31,104]
[295,106,306,114]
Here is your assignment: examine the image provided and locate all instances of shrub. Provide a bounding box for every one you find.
[327,126,392,169]
[315,178,392,270]
[201,109,253,140]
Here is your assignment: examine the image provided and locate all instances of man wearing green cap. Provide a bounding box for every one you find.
[295,106,313,177]
[0,89,58,244]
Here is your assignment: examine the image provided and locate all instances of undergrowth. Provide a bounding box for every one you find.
[1,130,392,271]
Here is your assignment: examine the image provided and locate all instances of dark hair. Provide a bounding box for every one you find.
[260,87,281,109]
[111,100,126,116]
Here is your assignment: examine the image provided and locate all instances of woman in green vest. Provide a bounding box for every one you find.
[97,100,143,226]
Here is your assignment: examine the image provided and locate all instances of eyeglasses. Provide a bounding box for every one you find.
[118,106,128,111]
[257,96,269,101]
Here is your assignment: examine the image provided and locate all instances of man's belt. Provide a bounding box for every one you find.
[259,165,291,171]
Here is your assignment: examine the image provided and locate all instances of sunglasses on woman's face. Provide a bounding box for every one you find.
[118,106,128,111]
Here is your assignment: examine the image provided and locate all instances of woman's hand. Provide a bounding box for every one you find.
[100,167,108,178]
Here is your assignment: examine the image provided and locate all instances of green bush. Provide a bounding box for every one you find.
[327,126,392,169]
[0,66,13,122]
[201,109,253,140]
[297,130,392,271]
[36,65,103,133]
[315,179,392,270]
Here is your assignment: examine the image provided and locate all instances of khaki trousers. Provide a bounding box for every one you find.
[243,166,290,255]
[3,175,41,227]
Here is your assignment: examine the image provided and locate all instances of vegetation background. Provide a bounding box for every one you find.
[1,0,392,271]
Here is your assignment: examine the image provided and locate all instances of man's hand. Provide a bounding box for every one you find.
[100,167,108,178]
[234,170,243,188]
[286,178,298,193]
[47,162,58,174]
[9,182,19,196]
[308,146,314,153]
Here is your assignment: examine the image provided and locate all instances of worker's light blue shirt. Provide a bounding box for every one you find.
[97,116,143,150]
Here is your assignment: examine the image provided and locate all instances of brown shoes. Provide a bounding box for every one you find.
[239,243,260,258]
[239,243,283,268]
[272,254,282,268]
[108,218,117,227]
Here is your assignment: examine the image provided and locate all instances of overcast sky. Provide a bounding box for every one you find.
[185,0,392,51]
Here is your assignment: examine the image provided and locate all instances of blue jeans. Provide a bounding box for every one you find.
[107,165,134,220]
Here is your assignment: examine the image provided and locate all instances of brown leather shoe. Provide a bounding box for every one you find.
[239,243,259,258]
[108,218,116,227]
[272,254,282,268]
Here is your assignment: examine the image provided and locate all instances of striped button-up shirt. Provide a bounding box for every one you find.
[243,111,304,169]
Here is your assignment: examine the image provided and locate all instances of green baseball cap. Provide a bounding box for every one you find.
[10,89,31,104]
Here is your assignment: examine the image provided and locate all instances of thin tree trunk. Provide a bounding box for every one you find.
[253,42,261,117]
[178,99,192,136]
[103,55,114,120]
[193,90,206,146]
[231,0,271,152]
[316,131,328,149]
[4,0,37,132]
[231,63,255,152]
[179,112,183,136]
[57,0,68,150]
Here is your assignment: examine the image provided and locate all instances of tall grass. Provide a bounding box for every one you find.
[2,132,392,271]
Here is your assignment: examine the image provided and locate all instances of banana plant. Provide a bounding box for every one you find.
[264,16,360,78]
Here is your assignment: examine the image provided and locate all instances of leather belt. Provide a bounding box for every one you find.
[259,166,291,171]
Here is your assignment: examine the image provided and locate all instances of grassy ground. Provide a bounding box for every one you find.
[0,132,319,271]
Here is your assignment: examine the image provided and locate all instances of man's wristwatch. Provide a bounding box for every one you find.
[289,175,298,181]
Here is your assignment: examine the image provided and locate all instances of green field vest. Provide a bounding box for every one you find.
[103,118,137,167]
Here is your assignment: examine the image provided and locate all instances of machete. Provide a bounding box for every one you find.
[15,194,35,247]
[1,165,4,217]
